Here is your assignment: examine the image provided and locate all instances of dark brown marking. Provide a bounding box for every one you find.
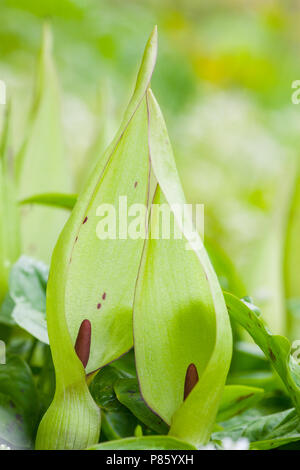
[97,303,101,309]
[184,363,199,400]
[134,181,138,188]
[75,236,78,243]
[83,216,88,224]
[75,319,91,368]
[102,292,106,300]
[268,348,276,362]
[236,393,254,402]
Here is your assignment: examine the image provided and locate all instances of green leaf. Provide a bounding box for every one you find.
[4,256,49,343]
[88,436,196,450]
[250,409,300,449]
[0,356,40,449]
[0,293,15,326]
[16,24,72,262]
[217,385,264,422]
[36,26,158,450]
[213,408,300,450]
[114,378,169,434]
[20,193,77,211]
[89,366,128,411]
[90,367,151,440]
[101,409,140,441]
[133,89,232,447]
[225,292,300,414]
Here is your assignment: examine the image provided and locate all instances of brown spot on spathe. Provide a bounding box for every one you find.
[184,363,199,400]
[75,319,91,368]
[268,348,276,362]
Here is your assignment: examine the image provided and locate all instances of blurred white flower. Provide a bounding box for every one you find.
[199,443,217,450]
[199,437,249,451]
[0,444,11,450]
[222,437,249,450]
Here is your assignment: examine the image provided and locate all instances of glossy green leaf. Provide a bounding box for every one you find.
[101,408,140,441]
[88,436,196,450]
[114,378,169,434]
[217,385,264,422]
[250,409,300,449]
[16,24,72,262]
[7,256,48,343]
[225,292,300,414]
[0,106,20,305]
[0,293,15,326]
[20,193,77,211]
[0,356,40,449]
[0,256,49,341]
[90,367,150,440]
[213,407,300,450]
[133,89,232,446]
[89,366,129,411]
[36,27,158,449]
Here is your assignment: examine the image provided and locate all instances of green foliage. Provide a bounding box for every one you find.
[0,356,40,449]
[213,408,300,450]
[0,256,48,343]
[88,435,196,450]
[217,385,264,422]
[225,292,300,413]
[20,193,77,211]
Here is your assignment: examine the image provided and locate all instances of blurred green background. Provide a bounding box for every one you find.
[1,0,300,336]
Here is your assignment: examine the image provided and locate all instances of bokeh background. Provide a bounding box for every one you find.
[1,0,300,337]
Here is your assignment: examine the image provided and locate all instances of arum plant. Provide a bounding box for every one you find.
[0,106,20,305]
[36,27,157,450]
[133,94,232,447]
[16,24,72,263]
[36,26,232,449]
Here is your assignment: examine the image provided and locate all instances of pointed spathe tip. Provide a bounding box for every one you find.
[148,25,158,51]
[42,21,53,54]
